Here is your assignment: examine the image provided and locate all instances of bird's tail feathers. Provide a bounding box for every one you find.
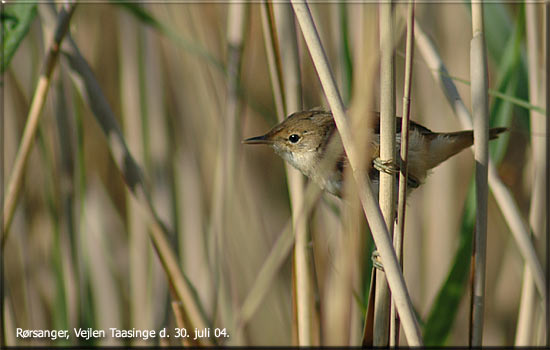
[426,127,507,169]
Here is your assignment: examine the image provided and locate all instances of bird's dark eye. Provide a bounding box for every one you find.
[288,134,301,143]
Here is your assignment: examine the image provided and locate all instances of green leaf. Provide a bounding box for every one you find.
[1,3,37,73]
[423,5,523,344]
[339,3,353,104]
[423,182,475,346]
[459,4,537,120]
[114,2,225,72]
[114,2,276,122]
[483,3,513,62]
[488,4,525,163]
[442,73,544,115]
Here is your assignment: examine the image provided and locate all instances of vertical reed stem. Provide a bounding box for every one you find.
[391,3,414,346]
[415,18,546,307]
[290,1,423,345]
[469,3,490,346]
[516,2,545,345]
[261,1,316,345]
[374,1,395,346]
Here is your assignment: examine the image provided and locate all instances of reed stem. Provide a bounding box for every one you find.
[261,1,315,345]
[415,19,547,307]
[469,4,490,345]
[2,2,76,246]
[63,39,212,344]
[290,1,423,345]
[391,3,415,346]
[374,2,396,345]
[516,2,545,345]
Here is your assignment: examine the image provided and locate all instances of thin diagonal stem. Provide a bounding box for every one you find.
[62,39,212,344]
[415,18,547,302]
[290,1,423,345]
[391,3,414,346]
[415,16,547,342]
[3,1,77,246]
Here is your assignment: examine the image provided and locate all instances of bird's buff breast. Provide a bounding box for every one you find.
[276,148,343,196]
[275,148,317,176]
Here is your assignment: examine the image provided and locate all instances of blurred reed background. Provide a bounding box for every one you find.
[2,1,547,346]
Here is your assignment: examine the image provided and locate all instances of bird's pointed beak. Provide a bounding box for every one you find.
[242,134,272,145]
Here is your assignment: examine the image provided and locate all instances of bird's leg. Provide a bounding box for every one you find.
[371,250,384,271]
[370,158,401,272]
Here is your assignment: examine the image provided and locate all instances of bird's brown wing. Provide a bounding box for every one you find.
[370,111,434,135]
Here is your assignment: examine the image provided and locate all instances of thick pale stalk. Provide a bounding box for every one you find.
[291,1,423,346]
[516,2,546,345]
[469,5,490,346]
[374,2,396,346]
[391,3,415,346]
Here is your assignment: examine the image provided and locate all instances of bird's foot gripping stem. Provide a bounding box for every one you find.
[371,250,384,271]
[373,157,400,175]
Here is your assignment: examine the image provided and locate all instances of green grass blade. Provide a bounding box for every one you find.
[483,4,513,62]
[489,4,525,163]
[441,4,542,117]
[1,3,37,72]
[339,3,353,104]
[423,182,475,346]
[431,72,545,115]
[115,2,275,123]
[423,5,521,344]
[115,2,225,72]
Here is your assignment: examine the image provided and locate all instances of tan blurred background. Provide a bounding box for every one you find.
[3,2,546,346]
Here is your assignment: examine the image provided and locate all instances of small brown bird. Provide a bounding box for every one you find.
[243,109,506,198]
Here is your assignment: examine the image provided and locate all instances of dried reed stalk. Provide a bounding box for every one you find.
[62,39,212,345]
[469,4,490,346]
[171,300,191,346]
[415,20,547,306]
[516,2,546,345]
[261,2,317,344]
[235,185,323,332]
[374,2,396,345]
[291,1,423,345]
[2,2,76,246]
[391,3,415,346]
